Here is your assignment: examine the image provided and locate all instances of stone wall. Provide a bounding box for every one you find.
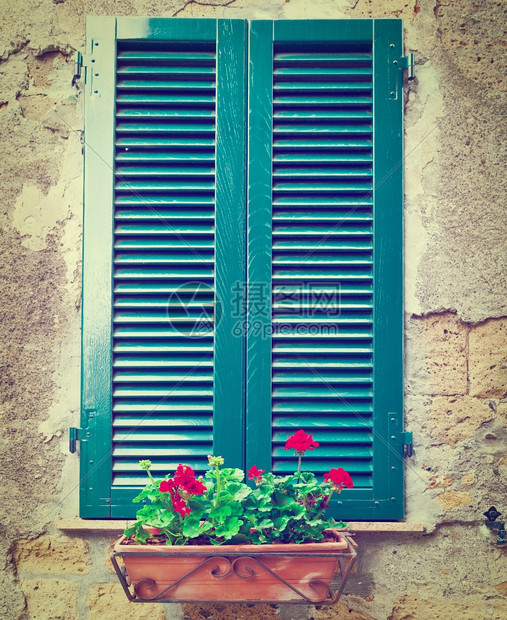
[1,0,506,618]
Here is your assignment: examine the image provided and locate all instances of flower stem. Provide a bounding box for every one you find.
[146,469,156,487]
[297,453,302,474]
[315,488,335,519]
[214,464,221,508]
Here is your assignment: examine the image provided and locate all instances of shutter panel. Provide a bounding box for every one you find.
[247,20,404,520]
[81,18,247,517]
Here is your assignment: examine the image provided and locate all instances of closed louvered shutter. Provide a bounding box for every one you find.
[80,18,247,517]
[80,18,404,520]
[247,20,404,519]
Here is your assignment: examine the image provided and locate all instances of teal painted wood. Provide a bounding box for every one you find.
[372,19,404,519]
[116,18,216,41]
[213,19,248,465]
[246,19,404,520]
[80,16,117,517]
[274,20,372,43]
[110,22,218,514]
[246,21,274,473]
[81,18,246,517]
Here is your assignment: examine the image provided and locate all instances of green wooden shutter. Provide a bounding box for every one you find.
[247,20,404,520]
[81,18,247,517]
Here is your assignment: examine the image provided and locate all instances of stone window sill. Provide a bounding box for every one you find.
[56,519,425,533]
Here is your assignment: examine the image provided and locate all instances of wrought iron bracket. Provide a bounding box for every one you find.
[483,506,507,544]
[110,534,358,605]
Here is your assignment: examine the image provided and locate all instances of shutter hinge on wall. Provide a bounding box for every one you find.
[72,51,83,86]
[69,406,96,453]
[69,426,87,453]
[400,53,415,80]
[403,431,414,457]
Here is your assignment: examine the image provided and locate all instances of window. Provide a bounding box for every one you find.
[78,17,404,520]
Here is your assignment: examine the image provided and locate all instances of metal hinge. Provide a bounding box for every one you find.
[403,431,413,457]
[69,426,88,453]
[400,53,415,80]
[72,51,83,86]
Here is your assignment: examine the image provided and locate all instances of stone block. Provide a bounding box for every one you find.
[427,474,453,489]
[460,472,476,487]
[406,313,468,396]
[469,319,507,398]
[435,491,474,511]
[20,578,78,620]
[389,593,507,620]
[495,581,507,596]
[14,535,90,575]
[421,396,493,446]
[87,584,165,620]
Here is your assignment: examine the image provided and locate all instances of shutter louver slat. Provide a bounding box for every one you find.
[271,44,374,488]
[112,40,216,486]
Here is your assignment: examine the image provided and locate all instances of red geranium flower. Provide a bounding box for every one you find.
[324,467,354,491]
[247,465,265,482]
[173,464,195,486]
[171,496,192,517]
[159,479,175,493]
[284,429,319,455]
[182,478,207,495]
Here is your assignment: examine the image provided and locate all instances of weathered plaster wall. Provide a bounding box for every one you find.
[0,0,506,618]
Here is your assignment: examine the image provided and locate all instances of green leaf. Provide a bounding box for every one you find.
[273,514,291,532]
[209,504,232,524]
[225,481,252,502]
[220,468,245,483]
[181,516,202,538]
[213,516,242,540]
[135,505,159,521]
[151,511,175,528]
[124,521,151,543]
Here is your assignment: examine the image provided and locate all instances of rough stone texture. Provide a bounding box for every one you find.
[14,536,90,575]
[409,1,507,323]
[421,396,494,446]
[495,581,507,597]
[20,578,79,620]
[316,601,375,619]
[183,603,279,619]
[434,0,507,95]
[469,319,507,398]
[1,0,506,619]
[498,401,507,425]
[434,491,474,511]
[426,474,453,489]
[405,313,468,396]
[460,472,476,487]
[389,593,507,620]
[87,584,166,620]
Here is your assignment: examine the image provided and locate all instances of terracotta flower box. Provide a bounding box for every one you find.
[111,531,357,604]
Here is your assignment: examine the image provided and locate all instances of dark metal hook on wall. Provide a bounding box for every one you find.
[483,506,507,544]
